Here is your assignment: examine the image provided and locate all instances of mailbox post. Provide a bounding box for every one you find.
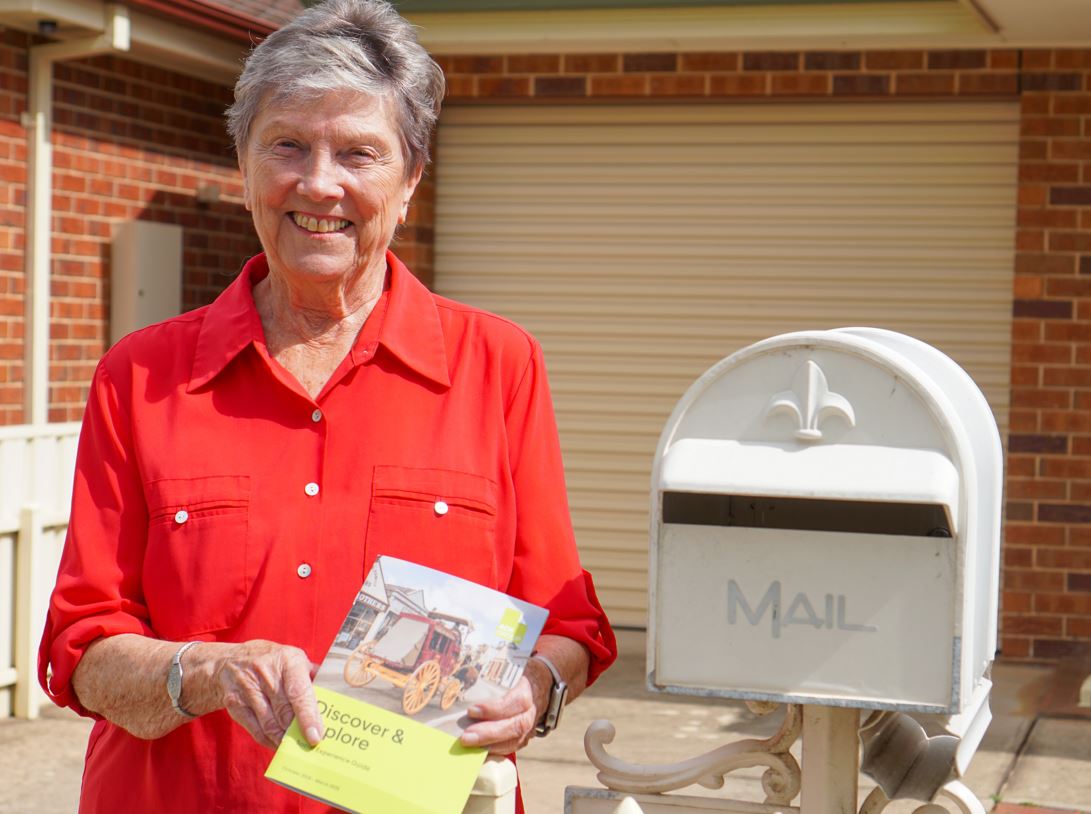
[566,328,1003,814]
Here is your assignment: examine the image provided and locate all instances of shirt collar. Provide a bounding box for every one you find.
[188,251,451,393]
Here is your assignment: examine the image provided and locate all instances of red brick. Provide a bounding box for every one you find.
[476,76,531,97]
[1035,591,1091,613]
[1002,615,1064,636]
[679,53,739,72]
[1017,208,1077,228]
[1066,617,1091,637]
[770,74,829,96]
[1002,587,1033,609]
[894,73,955,95]
[1018,163,1080,183]
[832,74,889,95]
[998,636,1031,659]
[563,54,619,73]
[1021,116,1082,137]
[1054,94,1091,114]
[1018,185,1048,206]
[1041,410,1091,432]
[990,50,1020,70]
[1019,139,1047,160]
[928,50,987,70]
[1055,50,1091,69]
[505,54,560,74]
[958,72,1018,95]
[444,76,474,97]
[534,76,586,97]
[1022,50,1055,70]
[1008,479,1068,500]
[648,74,707,96]
[742,52,799,72]
[1043,367,1091,387]
[1005,524,1066,546]
[447,56,503,74]
[590,74,646,96]
[1014,253,1074,276]
[1049,231,1091,251]
[709,74,767,96]
[1046,276,1091,297]
[623,53,677,73]
[864,51,924,70]
[803,52,859,71]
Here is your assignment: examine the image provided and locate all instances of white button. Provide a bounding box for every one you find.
[297,563,312,578]
[174,509,189,524]
[434,500,449,516]
[311,409,322,423]
[305,482,320,496]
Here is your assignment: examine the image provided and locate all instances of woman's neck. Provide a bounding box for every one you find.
[252,266,386,398]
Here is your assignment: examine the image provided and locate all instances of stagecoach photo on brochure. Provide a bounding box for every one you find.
[320,557,548,737]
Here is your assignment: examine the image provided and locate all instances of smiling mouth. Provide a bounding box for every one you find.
[291,212,351,233]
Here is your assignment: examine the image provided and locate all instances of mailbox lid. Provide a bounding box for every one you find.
[659,439,960,535]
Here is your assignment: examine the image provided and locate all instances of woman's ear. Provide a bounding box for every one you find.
[399,165,425,225]
[239,158,252,212]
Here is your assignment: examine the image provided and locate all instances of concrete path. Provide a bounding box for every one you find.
[2,631,1089,813]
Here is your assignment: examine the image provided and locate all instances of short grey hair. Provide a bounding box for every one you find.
[226,0,445,174]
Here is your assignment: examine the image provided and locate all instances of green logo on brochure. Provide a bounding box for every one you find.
[496,609,526,644]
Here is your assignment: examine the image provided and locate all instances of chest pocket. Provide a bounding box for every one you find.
[365,465,498,587]
[143,475,251,640]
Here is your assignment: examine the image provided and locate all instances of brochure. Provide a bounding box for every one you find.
[266,556,548,814]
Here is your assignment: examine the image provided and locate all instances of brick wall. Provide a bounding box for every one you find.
[0,28,259,423]
[433,46,1091,663]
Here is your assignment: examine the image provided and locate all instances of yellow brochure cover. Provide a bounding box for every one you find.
[266,556,549,814]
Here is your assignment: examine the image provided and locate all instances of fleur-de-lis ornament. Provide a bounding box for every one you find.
[765,360,855,442]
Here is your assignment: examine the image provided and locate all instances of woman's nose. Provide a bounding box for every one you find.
[297,152,342,201]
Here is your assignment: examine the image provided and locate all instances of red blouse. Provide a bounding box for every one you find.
[39,252,616,813]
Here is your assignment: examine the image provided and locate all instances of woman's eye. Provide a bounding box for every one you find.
[272,140,300,153]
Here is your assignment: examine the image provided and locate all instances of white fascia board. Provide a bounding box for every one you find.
[127,9,244,85]
[407,2,998,55]
[0,0,243,85]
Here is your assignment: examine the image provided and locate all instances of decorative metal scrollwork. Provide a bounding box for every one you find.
[584,703,803,805]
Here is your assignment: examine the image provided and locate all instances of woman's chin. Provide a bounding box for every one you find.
[275,252,370,283]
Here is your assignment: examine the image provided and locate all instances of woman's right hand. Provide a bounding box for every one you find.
[215,639,324,750]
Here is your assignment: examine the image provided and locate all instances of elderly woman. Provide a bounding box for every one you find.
[37,1,616,811]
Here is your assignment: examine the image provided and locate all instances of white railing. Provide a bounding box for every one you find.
[0,422,81,718]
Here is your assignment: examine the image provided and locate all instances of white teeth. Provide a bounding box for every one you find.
[292,213,349,233]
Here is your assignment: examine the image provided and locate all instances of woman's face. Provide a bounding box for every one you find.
[240,90,421,289]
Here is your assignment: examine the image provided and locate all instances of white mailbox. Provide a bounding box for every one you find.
[649,328,1002,716]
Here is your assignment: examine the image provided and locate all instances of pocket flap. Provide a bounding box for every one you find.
[146,475,251,516]
[372,466,497,516]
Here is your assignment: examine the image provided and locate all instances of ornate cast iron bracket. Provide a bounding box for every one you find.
[583,702,803,805]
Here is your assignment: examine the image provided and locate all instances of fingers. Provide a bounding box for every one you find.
[460,679,538,754]
[217,640,323,750]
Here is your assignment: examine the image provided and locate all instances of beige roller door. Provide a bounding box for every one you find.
[433,102,1019,628]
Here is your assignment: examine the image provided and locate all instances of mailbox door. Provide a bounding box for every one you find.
[653,523,958,712]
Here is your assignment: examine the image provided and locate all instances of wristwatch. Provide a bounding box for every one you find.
[167,641,201,718]
[530,652,569,737]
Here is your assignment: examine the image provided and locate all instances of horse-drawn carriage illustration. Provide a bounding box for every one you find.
[342,608,482,715]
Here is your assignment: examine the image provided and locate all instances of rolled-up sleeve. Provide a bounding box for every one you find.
[503,340,617,685]
[38,358,154,716]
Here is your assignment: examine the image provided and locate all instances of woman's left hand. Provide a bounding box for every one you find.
[458,673,544,755]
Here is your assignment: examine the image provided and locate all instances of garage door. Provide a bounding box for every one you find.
[433,102,1019,628]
